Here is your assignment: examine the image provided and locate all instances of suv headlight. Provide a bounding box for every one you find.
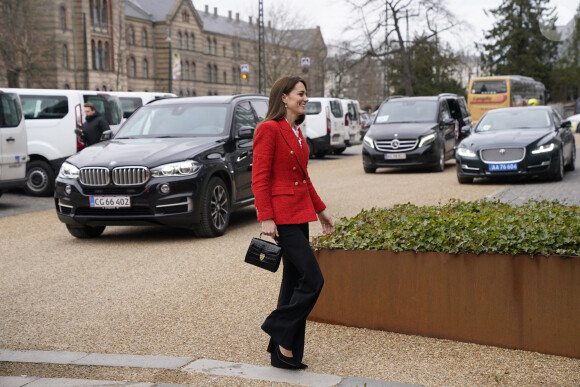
[363,134,374,149]
[58,162,80,179]
[531,143,555,154]
[457,147,477,158]
[150,160,200,177]
[418,133,436,148]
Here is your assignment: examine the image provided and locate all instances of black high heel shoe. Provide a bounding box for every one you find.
[275,345,301,368]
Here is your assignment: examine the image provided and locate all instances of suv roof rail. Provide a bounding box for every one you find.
[438,93,458,97]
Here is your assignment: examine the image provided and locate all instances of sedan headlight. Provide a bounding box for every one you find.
[456,147,477,158]
[150,160,200,177]
[531,143,555,154]
[418,133,436,148]
[363,134,374,149]
[58,162,80,179]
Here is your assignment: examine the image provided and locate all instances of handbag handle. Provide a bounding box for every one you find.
[260,232,279,244]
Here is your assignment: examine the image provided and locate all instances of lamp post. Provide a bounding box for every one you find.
[166,36,172,93]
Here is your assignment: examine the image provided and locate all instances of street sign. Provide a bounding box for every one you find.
[240,64,249,72]
[301,58,310,67]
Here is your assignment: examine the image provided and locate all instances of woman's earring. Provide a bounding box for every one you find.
[284,103,287,109]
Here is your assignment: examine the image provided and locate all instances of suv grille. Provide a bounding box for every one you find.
[112,167,149,185]
[79,166,149,186]
[375,139,418,152]
[481,147,525,162]
[79,168,110,186]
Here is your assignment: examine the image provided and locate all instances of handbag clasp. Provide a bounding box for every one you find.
[259,253,266,261]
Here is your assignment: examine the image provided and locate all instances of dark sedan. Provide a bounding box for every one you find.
[456,106,576,184]
[54,94,268,238]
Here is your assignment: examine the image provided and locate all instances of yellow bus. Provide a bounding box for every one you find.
[467,75,546,124]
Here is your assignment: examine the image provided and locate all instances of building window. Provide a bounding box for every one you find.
[191,62,196,80]
[223,45,226,57]
[101,0,107,26]
[62,45,68,69]
[91,40,96,69]
[60,6,66,30]
[96,41,103,70]
[206,38,210,54]
[184,34,188,50]
[184,62,189,80]
[128,26,134,45]
[190,33,195,51]
[213,64,218,83]
[142,28,147,47]
[143,58,148,78]
[178,32,182,49]
[212,39,217,55]
[128,57,136,77]
[223,71,226,84]
[182,11,189,23]
[103,42,109,71]
[207,64,211,83]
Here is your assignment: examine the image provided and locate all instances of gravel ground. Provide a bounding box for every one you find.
[1,151,579,386]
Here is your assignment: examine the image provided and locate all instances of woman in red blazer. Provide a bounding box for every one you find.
[252,76,334,369]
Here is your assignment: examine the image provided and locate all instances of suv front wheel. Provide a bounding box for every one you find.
[195,177,230,237]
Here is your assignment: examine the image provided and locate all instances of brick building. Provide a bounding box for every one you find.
[0,0,327,96]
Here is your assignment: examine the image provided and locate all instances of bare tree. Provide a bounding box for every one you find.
[0,0,57,87]
[347,0,457,96]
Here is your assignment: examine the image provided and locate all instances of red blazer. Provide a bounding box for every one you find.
[252,118,326,224]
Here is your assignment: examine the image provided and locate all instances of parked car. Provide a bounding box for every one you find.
[304,97,345,158]
[0,91,28,197]
[360,110,372,136]
[340,99,363,149]
[362,95,457,173]
[565,113,580,133]
[0,88,124,196]
[54,94,268,238]
[456,106,576,184]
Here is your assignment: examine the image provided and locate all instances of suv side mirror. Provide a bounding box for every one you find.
[460,125,472,137]
[237,126,254,139]
[560,120,572,129]
[442,118,455,126]
[100,130,113,141]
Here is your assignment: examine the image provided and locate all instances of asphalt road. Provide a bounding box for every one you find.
[1,143,579,386]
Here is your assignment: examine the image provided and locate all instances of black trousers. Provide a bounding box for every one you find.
[261,223,324,365]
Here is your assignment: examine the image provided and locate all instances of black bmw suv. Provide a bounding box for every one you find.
[55,94,268,238]
[362,94,472,173]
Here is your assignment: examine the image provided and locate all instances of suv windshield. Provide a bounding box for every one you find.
[116,103,228,138]
[477,109,550,132]
[375,100,437,124]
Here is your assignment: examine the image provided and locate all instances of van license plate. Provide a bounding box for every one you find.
[488,163,517,172]
[385,153,406,160]
[90,196,131,208]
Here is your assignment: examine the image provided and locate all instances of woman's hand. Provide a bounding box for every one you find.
[318,209,334,235]
[261,219,278,238]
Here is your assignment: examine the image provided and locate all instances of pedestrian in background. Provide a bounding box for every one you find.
[81,103,109,146]
[251,75,334,370]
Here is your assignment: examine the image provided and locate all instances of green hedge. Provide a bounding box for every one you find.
[312,199,580,256]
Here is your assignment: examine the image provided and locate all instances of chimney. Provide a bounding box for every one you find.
[249,16,252,25]
[204,5,208,14]
[236,13,239,22]
[213,7,217,17]
[267,21,271,29]
[228,11,232,20]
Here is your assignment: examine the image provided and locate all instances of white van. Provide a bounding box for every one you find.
[341,99,363,148]
[304,97,345,157]
[0,91,28,197]
[1,88,123,196]
[110,91,177,119]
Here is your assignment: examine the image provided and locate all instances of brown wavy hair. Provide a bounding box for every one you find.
[263,76,307,126]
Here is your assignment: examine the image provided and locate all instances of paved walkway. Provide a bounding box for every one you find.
[0,349,416,387]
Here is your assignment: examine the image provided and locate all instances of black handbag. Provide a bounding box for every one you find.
[244,233,282,272]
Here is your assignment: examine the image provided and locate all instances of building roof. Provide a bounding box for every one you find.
[125,0,153,21]
[130,0,177,22]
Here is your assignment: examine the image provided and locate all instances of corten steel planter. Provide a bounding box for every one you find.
[309,249,580,359]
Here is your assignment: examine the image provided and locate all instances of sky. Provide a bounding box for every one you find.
[194,0,579,54]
